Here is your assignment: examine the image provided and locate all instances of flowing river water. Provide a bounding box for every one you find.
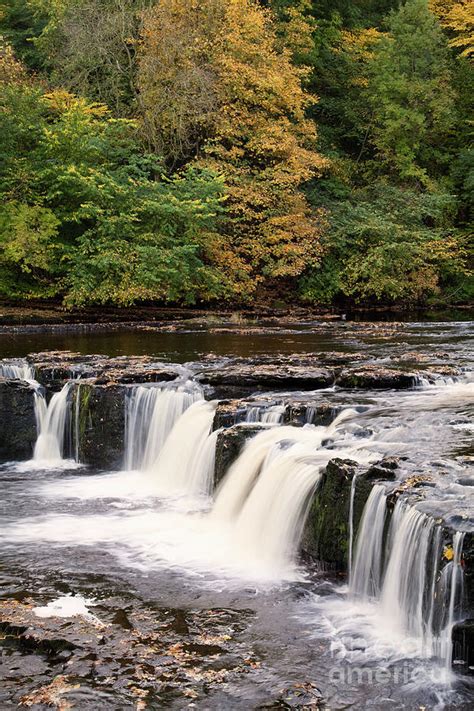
[0,317,473,709]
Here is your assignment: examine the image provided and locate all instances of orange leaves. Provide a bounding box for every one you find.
[137,0,327,299]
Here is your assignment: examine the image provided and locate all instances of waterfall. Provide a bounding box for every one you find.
[33,382,74,463]
[145,399,218,496]
[347,472,361,578]
[350,491,466,663]
[245,406,261,423]
[0,358,53,454]
[350,484,386,598]
[124,383,203,470]
[211,410,361,572]
[232,447,323,569]
[380,502,436,640]
[0,360,35,380]
[245,404,285,424]
[436,531,465,667]
[262,405,286,424]
[74,383,81,463]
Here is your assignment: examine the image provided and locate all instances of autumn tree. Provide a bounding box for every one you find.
[430,0,474,59]
[138,0,327,299]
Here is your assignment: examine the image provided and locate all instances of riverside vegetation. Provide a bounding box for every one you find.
[0,0,473,309]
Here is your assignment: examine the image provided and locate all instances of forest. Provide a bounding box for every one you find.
[0,0,473,308]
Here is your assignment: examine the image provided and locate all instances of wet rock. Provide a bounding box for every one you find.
[335,365,459,389]
[213,397,341,429]
[301,460,393,571]
[214,424,265,485]
[288,402,341,427]
[301,459,358,570]
[452,619,474,675]
[336,366,418,389]
[258,681,323,709]
[72,382,126,468]
[363,457,399,480]
[111,609,134,630]
[0,380,37,461]
[213,399,253,429]
[28,350,179,390]
[198,364,334,398]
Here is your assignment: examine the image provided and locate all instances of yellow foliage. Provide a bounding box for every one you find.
[138,0,327,298]
[443,545,454,561]
[0,38,27,85]
[42,90,109,117]
[430,0,474,58]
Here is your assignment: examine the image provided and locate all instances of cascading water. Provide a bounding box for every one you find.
[33,382,74,463]
[123,381,218,496]
[349,484,387,597]
[145,399,218,496]
[211,410,368,573]
[0,360,35,380]
[245,404,285,424]
[347,472,361,578]
[435,531,466,667]
[350,492,466,664]
[0,358,54,457]
[124,383,203,471]
[380,502,436,642]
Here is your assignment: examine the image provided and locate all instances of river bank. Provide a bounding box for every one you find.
[0,301,472,331]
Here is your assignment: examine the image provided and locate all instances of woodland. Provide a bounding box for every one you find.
[0,0,473,308]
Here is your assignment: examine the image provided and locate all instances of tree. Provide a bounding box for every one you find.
[0,47,227,304]
[300,183,470,303]
[430,0,474,60]
[138,0,327,299]
[368,0,455,186]
[26,0,152,113]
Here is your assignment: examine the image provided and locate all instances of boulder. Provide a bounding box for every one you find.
[198,365,334,398]
[72,382,126,469]
[28,351,179,390]
[336,366,418,389]
[0,380,37,461]
[214,424,265,485]
[301,459,395,571]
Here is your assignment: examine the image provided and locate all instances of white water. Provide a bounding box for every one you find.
[347,493,467,667]
[380,502,436,643]
[33,594,102,625]
[3,407,380,582]
[145,399,218,496]
[349,484,387,598]
[347,471,361,578]
[245,404,286,424]
[33,382,74,463]
[436,531,466,667]
[124,383,203,470]
[0,360,34,380]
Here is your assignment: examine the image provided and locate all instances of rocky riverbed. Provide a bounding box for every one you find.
[0,318,473,709]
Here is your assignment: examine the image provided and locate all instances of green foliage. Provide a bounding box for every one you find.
[368,0,455,186]
[0,0,472,309]
[0,74,227,304]
[0,0,47,69]
[301,184,469,303]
